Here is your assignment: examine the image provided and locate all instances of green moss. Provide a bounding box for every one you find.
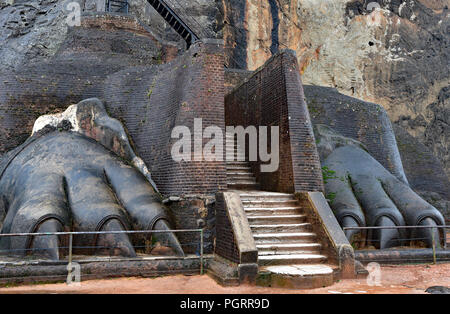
[154,51,163,64]
[307,98,324,116]
[326,192,337,204]
[322,166,338,184]
[146,77,157,100]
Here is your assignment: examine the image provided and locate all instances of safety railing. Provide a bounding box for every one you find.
[343,225,450,263]
[0,229,207,278]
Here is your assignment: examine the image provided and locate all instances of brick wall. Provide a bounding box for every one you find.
[105,39,227,197]
[214,193,240,263]
[0,14,177,156]
[224,68,252,94]
[225,50,324,193]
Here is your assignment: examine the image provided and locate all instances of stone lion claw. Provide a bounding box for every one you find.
[0,98,184,259]
[315,124,445,249]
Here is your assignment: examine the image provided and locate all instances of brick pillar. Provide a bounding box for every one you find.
[281,51,324,193]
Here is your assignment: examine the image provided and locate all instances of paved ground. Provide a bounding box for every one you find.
[0,263,448,294]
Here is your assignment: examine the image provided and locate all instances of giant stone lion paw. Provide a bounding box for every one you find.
[0,98,184,259]
[315,125,445,249]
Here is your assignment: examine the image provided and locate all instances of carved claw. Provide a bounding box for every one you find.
[153,220,185,257]
[373,216,401,249]
[96,219,137,258]
[31,219,63,260]
[417,217,441,249]
[341,216,361,243]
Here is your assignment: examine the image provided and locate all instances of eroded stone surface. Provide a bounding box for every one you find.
[265,264,333,276]
[218,0,449,176]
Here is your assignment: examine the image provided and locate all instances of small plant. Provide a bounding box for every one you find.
[154,51,163,64]
[322,166,338,184]
[147,78,157,100]
[326,192,337,204]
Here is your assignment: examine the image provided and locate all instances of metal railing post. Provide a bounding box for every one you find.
[68,233,73,265]
[431,227,436,264]
[200,229,204,275]
[444,227,447,251]
[67,233,74,281]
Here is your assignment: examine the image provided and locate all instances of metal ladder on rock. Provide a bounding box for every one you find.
[106,0,129,13]
[146,0,199,48]
[105,0,199,48]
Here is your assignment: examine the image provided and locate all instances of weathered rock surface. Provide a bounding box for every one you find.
[218,0,449,177]
[0,0,69,71]
[128,0,221,43]
[0,12,177,154]
[393,124,450,219]
[304,85,449,217]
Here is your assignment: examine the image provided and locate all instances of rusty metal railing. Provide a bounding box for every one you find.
[0,228,206,280]
[343,225,450,263]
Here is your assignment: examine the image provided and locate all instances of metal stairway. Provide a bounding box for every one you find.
[146,0,199,48]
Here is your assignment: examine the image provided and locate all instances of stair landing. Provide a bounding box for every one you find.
[257,264,336,289]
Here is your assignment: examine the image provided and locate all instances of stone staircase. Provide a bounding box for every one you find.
[226,134,259,190]
[239,191,328,266]
[225,133,335,288]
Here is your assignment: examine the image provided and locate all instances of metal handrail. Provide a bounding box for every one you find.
[0,229,202,237]
[146,0,199,48]
[343,225,450,230]
[0,228,205,275]
[343,225,450,263]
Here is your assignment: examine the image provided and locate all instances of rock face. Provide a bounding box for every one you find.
[0,0,69,72]
[218,0,449,178]
[0,12,177,155]
[393,124,450,219]
[128,0,221,42]
[0,0,179,71]
[303,84,449,218]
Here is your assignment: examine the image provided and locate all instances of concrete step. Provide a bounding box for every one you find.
[228,177,256,183]
[257,264,335,289]
[226,161,250,166]
[244,207,302,216]
[250,223,312,234]
[228,178,257,185]
[247,214,306,225]
[242,200,300,208]
[227,182,260,190]
[226,172,255,179]
[227,177,256,183]
[258,249,322,256]
[253,232,317,244]
[258,253,327,266]
[226,164,252,170]
[239,193,294,201]
[228,157,247,162]
[226,170,253,175]
[256,243,322,253]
